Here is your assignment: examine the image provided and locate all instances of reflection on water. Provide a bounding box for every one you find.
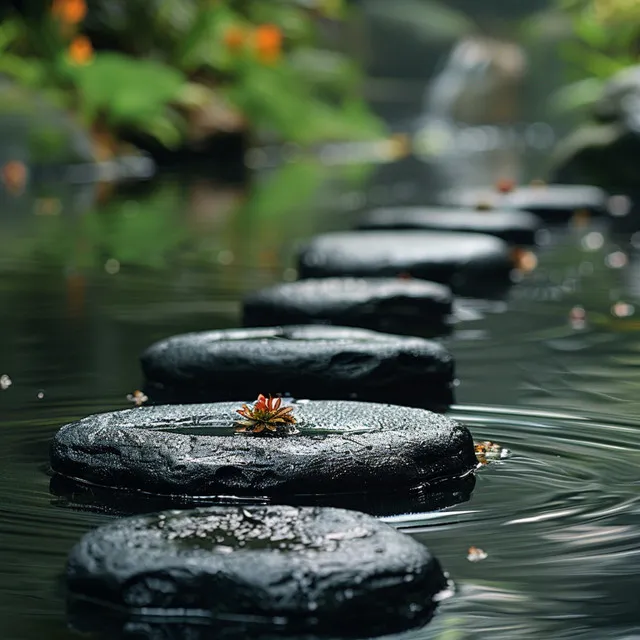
[3,3,638,636]
[2,160,640,639]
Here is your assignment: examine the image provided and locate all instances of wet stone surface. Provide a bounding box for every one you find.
[242,278,453,337]
[50,400,476,502]
[66,505,448,636]
[140,325,455,409]
[439,184,608,221]
[297,230,514,296]
[356,207,540,245]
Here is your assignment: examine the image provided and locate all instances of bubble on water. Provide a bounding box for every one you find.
[217,250,234,266]
[612,302,634,318]
[104,259,120,275]
[535,228,551,246]
[582,232,604,251]
[579,261,595,276]
[569,306,587,330]
[36,390,44,399]
[282,268,297,281]
[607,194,632,217]
[0,374,12,390]
[605,251,628,269]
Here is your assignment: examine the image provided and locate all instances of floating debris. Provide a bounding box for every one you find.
[569,306,587,330]
[605,251,627,269]
[0,374,12,390]
[571,208,591,228]
[511,248,538,273]
[495,178,516,194]
[127,390,148,406]
[467,546,488,562]
[236,394,299,436]
[474,441,508,465]
[1,160,28,196]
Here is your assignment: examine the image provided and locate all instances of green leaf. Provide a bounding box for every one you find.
[0,54,46,86]
[0,19,21,53]
[548,77,604,114]
[69,52,187,131]
[175,5,247,72]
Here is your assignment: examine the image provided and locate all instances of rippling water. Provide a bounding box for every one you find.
[1,160,640,639]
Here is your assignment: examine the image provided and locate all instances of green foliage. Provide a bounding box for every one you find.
[0,0,382,152]
[557,0,640,81]
[68,53,187,146]
[551,0,640,114]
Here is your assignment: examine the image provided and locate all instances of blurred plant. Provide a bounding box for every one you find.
[0,0,383,157]
[551,0,640,112]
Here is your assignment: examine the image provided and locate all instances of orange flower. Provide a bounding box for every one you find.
[1,160,28,196]
[68,36,94,65]
[254,24,282,64]
[495,178,516,194]
[224,26,245,51]
[52,0,87,25]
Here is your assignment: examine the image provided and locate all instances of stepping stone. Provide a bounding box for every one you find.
[66,505,448,636]
[243,278,453,337]
[439,184,608,221]
[50,401,477,501]
[357,206,540,244]
[297,231,513,296]
[140,325,455,409]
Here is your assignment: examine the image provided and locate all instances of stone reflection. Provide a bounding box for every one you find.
[50,471,476,520]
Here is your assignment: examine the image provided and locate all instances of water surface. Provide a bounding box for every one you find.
[1,159,640,639]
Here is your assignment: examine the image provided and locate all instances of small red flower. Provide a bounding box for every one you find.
[236,394,298,435]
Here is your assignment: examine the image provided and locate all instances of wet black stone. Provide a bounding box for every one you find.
[297,231,513,296]
[66,505,447,636]
[140,325,455,409]
[242,278,453,337]
[357,207,540,244]
[50,400,476,500]
[439,184,608,221]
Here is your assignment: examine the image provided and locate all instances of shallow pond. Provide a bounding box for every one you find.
[1,148,640,640]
